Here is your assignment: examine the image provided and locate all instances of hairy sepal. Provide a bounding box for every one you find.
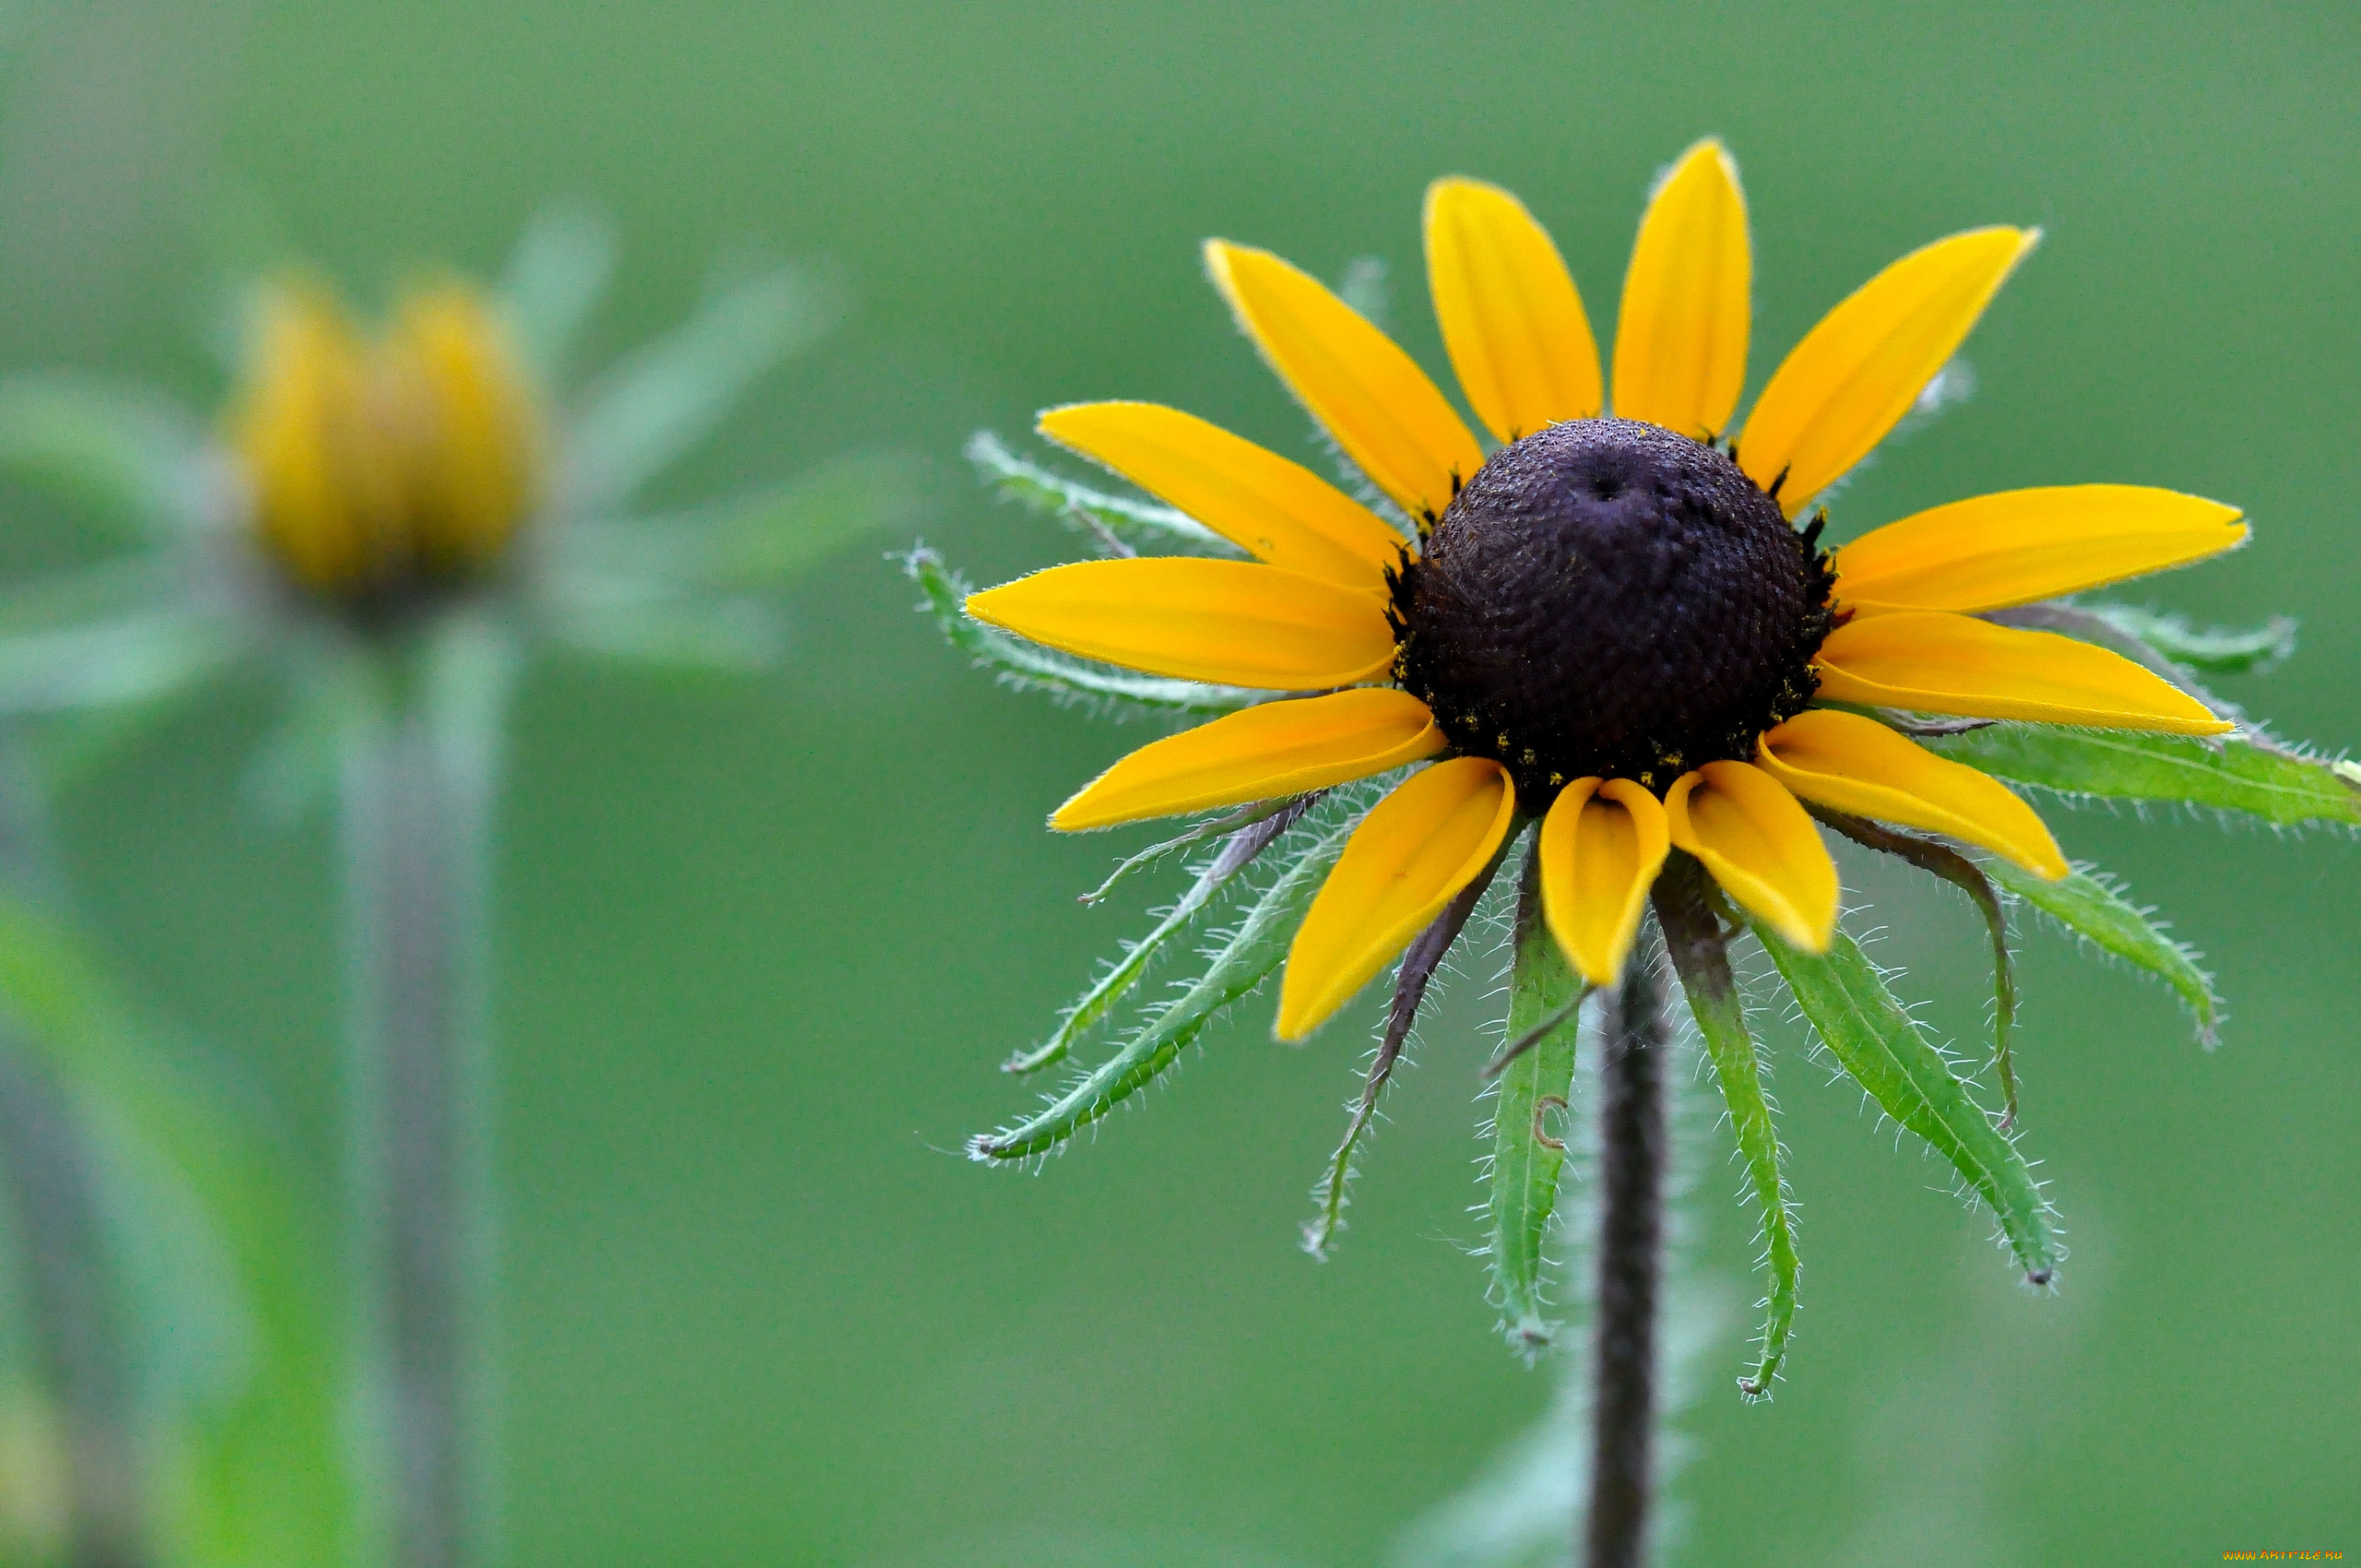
[1983,857,2223,1047]
[1928,723,2361,829]
[1655,858,1798,1398]
[1750,917,2058,1285]
[1483,842,1587,1358]
[2080,602,2296,676]
[904,547,1258,716]
[968,797,1361,1162]
[967,429,1233,554]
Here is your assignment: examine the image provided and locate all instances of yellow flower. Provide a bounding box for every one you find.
[228,279,540,606]
[967,138,2246,1042]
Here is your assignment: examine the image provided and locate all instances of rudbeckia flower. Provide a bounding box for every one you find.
[931,139,2357,1386]
[970,140,2235,1024]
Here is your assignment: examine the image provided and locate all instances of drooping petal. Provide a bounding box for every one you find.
[1611,138,1750,441]
[1052,688,1445,831]
[1833,486,2248,614]
[966,558,1396,690]
[1037,402,1407,591]
[1813,611,2232,735]
[1666,762,1836,953]
[1276,757,1516,1040]
[1739,227,2039,516]
[1423,177,1603,444]
[1537,777,1671,985]
[1204,240,1486,527]
[1756,709,2066,878]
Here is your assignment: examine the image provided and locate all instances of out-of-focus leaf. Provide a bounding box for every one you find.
[556,265,837,515]
[905,547,1259,716]
[1751,917,2058,1284]
[0,604,250,716]
[1927,723,2361,829]
[244,635,383,825]
[0,375,213,540]
[967,430,1231,553]
[1655,860,1797,1398]
[544,591,783,673]
[1983,856,2223,1046]
[0,893,351,1567]
[2082,602,2297,675]
[1484,848,1584,1358]
[562,450,925,594]
[969,798,1362,1162]
[498,202,618,389]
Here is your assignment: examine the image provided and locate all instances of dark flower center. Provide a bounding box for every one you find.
[1389,417,1835,803]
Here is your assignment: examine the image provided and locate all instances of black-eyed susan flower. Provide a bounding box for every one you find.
[931,139,2357,1386]
[0,212,908,1564]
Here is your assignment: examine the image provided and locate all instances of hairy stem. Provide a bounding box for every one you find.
[341,660,498,1568]
[0,1039,148,1568]
[1585,932,1667,1568]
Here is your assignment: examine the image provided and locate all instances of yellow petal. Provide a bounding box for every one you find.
[1424,177,1603,443]
[1611,138,1750,441]
[1814,611,2232,735]
[1052,689,1446,831]
[1756,709,2066,878]
[1038,401,1406,592]
[1537,777,1671,986]
[966,558,1397,691]
[1204,240,1486,528]
[1740,227,2040,516]
[388,283,541,576]
[1276,758,1515,1040]
[1833,485,2248,614]
[1666,762,1836,953]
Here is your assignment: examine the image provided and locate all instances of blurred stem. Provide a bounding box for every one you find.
[0,1039,148,1568]
[1585,932,1667,1568]
[339,636,498,1568]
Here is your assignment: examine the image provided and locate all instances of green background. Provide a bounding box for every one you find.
[3,0,2356,1562]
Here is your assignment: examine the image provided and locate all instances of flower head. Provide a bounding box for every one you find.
[935,139,2354,1379]
[229,280,541,611]
[967,139,2235,1035]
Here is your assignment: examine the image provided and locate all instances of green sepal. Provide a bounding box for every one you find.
[2081,602,2297,675]
[1003,798,1311,1077]
[1655,859,1797,1397]
[904,546,1259,716]
[966,429,1233,554]
[557,263,837,516]
[1750,916,2059,1285]
[969,798,1361,1162]
[1983,857,2223,1047]
[1483,843,1586,1358]
[498,201,618,389]
[1927,723,2361,829]
[0,374,211,540]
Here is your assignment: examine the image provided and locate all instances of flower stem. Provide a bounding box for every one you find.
[0,1039,148,1568]
[1585,933,1667,1568]
[340,650,498,1568]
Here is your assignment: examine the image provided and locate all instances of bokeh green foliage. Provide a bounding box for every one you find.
[0,1,2353,1564]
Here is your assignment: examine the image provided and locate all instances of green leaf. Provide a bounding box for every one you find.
[562,450,926,596]
[905,546,1259,716]
[966,429,1234,553]
[1003,801,1312,1076]
[0,375,210,539]
[2082,601,2297,675]
[557,264,837,515]
[1983,857,2223,1047]
[498,201,618,388]
[1655,860,1797,1398]
[0,600,250,717]
[1750,917,2058,1283]
[1484,846,1585,1358]
[1927,723,2361,829]
[0,893,353,1567]
[970,797,1362,1162]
